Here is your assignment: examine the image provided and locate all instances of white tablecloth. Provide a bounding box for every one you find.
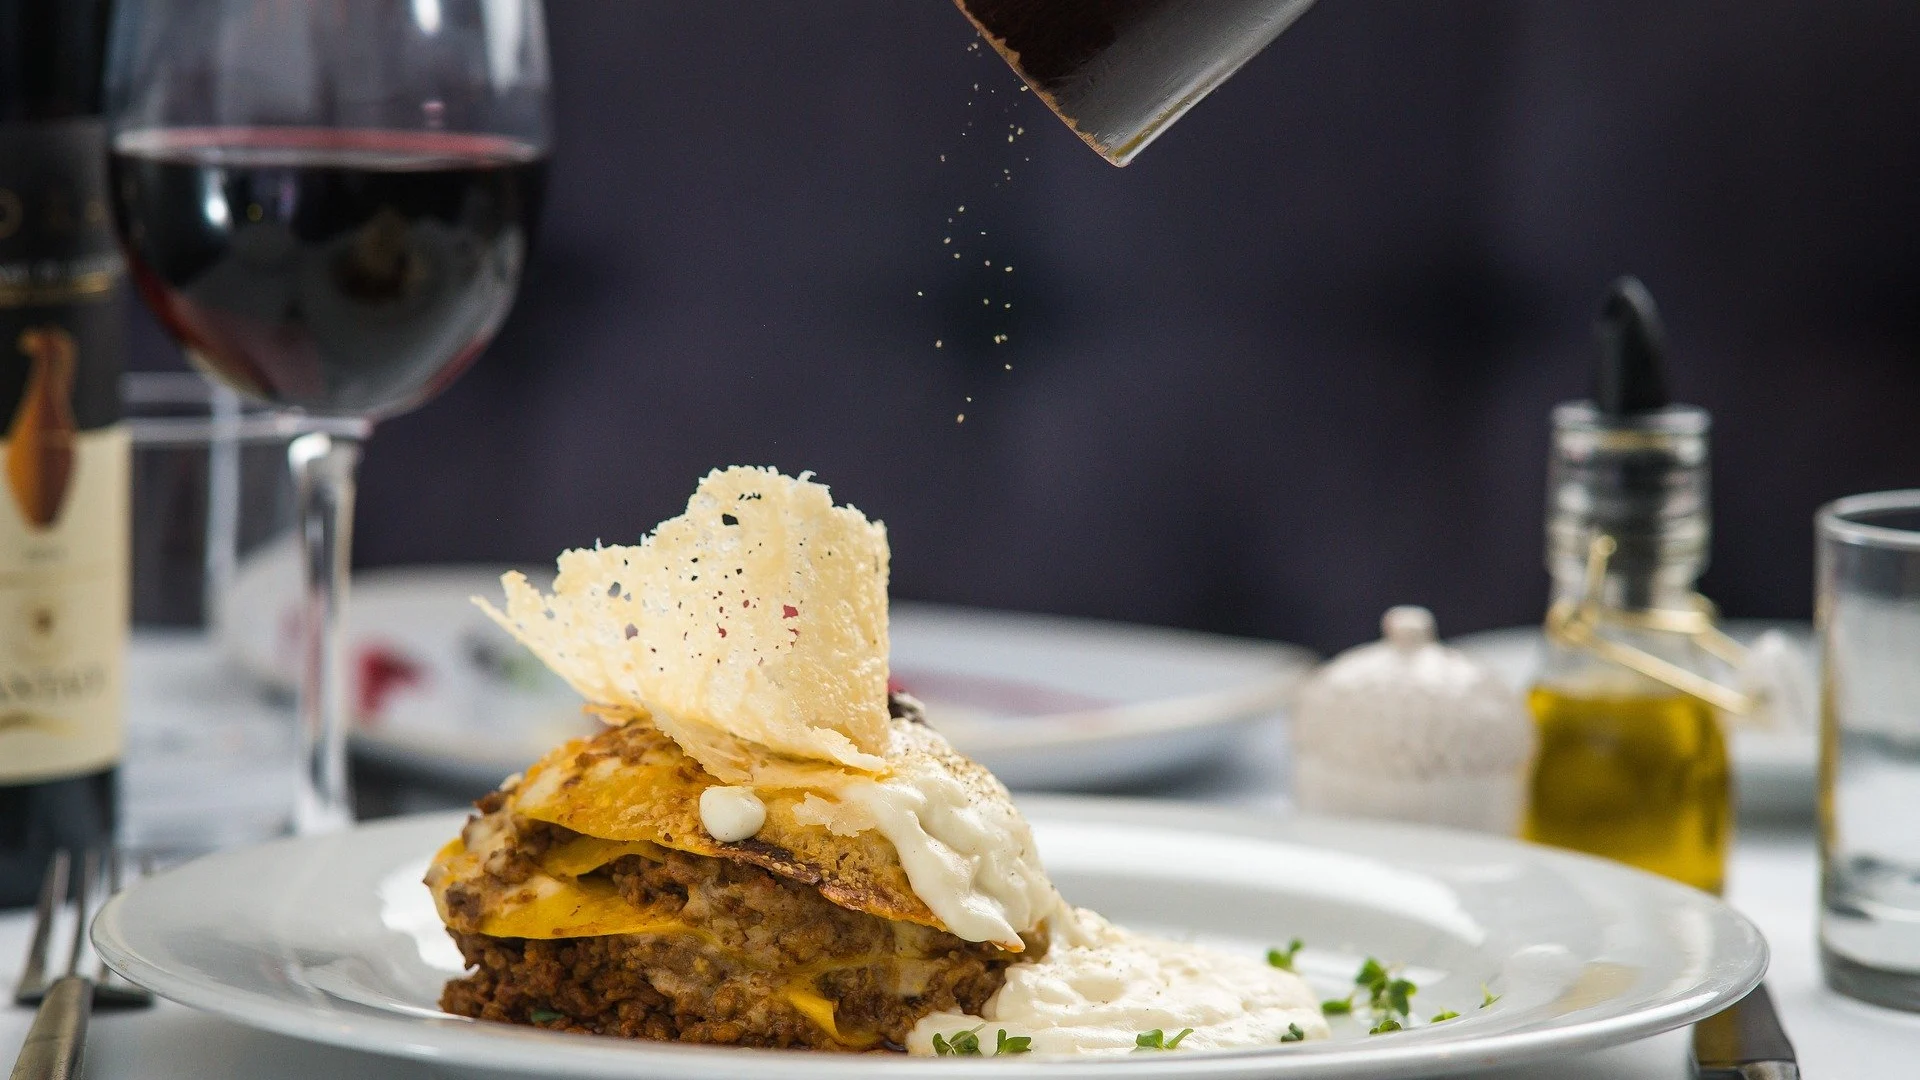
[4,719,1917,1077]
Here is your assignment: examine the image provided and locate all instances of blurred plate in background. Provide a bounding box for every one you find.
[1451,622,1817,819]
[223,561,1314,793]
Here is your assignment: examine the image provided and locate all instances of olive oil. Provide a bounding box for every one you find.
[1525,683,1730,893]
[1527,277,1735,897]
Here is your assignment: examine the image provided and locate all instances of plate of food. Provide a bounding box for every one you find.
[100,468,1765,1078]
[1449,623,1818,818]
[222,565,1312,794]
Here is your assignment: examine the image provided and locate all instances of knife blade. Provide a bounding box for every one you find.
[1692,982,1799,1080]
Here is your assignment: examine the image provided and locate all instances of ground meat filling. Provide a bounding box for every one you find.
[438,805,1015,1050]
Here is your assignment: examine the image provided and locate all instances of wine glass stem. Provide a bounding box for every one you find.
[288,428,367,835]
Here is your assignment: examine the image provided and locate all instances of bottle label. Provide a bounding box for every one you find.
[0,425,128,782]
[0,117,129,783]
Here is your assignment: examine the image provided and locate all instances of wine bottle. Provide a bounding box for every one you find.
[0,0,127,908]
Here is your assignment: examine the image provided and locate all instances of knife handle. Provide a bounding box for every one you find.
[8,975,92,1080]
[1696,1066,1798,1080]
[1693,983,1799,1080]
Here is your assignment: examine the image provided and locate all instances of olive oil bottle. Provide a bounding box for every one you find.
[1523,278,1733,895]
[1528,663,1730,892]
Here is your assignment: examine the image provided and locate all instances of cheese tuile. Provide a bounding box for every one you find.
[475,467,892,781]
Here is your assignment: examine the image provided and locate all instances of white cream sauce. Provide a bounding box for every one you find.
[792,740,1056,950]
[697,785,767,842]
[908,909,1329,1056]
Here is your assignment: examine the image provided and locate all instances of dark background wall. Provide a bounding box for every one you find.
[131,1,1920,655]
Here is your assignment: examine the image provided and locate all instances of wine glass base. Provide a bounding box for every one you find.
[292,795,355,837]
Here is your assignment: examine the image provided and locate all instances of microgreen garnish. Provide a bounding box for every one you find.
[1134,1028,1193,1051]
[1320,997,1354,1015]
[1280,1023,1306,1043]
[1430,1010,1460,1023]
[1370,1018,1403,1035]
[933,1026,1029,1057]
[932,1024,986,1056]
[1382,978,1417,1017]
[1355,958,1387,988]
[1480,985,1502,1009]
[1351,956,1417,1018]
[529,1008,564,1024]
[1266,938,1304,971]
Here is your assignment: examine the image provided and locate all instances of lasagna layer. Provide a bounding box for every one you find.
[433,795,1021,1050]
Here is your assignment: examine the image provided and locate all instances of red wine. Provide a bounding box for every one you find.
[0,0,123,909]
[110,128,546,418]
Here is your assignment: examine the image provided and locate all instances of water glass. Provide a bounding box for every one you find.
[125,373,311,853]
[1818,489,1920,1010]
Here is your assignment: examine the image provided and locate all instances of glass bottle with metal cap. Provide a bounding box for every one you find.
[1524,277,1750,895]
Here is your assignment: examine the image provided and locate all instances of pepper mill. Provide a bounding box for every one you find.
[953,0,1318,165]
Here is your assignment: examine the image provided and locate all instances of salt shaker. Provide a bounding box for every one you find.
[1291,606,1535,834]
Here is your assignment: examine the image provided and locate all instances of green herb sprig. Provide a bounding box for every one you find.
[1134,1028,1194,1051]
[932,1026,1031,1057]
[931,1025,983,1056]
[1354,957,1418,1018]
[1430,1010,1460,1023]
[1266,938,1305,971]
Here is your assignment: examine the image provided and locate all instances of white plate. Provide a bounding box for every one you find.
[1450,622,1817,818]
[223,561,1315,792]
[92,799,1767,1080]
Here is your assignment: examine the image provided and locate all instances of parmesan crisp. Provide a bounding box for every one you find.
[476,467,891,781]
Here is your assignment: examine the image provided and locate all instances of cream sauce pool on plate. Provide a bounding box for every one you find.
[909,908,1329,1056]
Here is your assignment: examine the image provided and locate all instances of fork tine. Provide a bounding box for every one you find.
[12,849,70,1005]
[67,848,101,978]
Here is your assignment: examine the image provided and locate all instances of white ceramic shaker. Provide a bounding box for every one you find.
[1290,606,1535,834]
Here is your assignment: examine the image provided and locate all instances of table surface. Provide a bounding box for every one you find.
[5,716,1916,1079]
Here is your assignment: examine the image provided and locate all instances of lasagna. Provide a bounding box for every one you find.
[426,467,1326,1055]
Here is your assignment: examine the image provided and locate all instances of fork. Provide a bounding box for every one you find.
[9,848,152,1080]
[12,849,151,1011]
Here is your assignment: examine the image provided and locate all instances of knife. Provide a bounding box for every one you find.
[1692,983,1799,1080]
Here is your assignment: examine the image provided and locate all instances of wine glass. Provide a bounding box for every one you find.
[105,0,551,833]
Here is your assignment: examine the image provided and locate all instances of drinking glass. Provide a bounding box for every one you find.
[105,0,551,832]
[126,372,309,853]
[1817,490,1920,1010]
